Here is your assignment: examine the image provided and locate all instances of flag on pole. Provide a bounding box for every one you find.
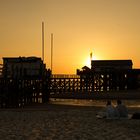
[90,52,92,60]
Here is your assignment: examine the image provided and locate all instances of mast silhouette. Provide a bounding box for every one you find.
[42,22,44,62]
[51,33,53,73]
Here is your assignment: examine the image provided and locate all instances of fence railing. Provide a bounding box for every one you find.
[51,74,80,78]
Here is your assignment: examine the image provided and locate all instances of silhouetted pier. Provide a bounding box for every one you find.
[0,71,140,108]
[0,59,140,108]
[0,77,50,108]
[49,69,140,97]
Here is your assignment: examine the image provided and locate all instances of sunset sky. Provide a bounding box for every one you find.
[1,0,140,74]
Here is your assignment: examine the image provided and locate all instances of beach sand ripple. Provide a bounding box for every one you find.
[0,105,140,140]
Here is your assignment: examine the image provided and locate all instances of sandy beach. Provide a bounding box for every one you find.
[0,103,140,140]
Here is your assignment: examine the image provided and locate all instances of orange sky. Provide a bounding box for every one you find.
[1,0,140,74]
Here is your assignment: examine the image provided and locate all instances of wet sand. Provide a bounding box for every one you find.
[0,104,140,140]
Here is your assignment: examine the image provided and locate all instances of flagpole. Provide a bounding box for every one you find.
[90,52,92,68]
[51,33,53,74]
[42,22,44,62]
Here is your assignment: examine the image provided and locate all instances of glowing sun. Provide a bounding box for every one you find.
[84,56,97,68]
